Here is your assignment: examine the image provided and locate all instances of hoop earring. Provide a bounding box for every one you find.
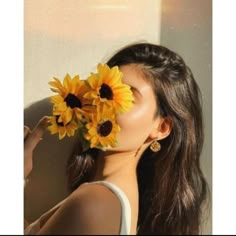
[150,140,161,152]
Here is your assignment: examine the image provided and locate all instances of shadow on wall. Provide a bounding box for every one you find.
[24,98,79,222]
[160,0,212,234]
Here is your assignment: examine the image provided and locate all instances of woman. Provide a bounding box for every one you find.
[24,43,209,235]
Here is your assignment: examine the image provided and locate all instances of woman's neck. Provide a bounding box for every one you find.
[92,149,140,182]
[91,140,151,184]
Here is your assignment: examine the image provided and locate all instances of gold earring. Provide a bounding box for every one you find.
[150,140,161,152]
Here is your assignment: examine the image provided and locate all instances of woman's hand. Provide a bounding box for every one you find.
[24,116,49,179]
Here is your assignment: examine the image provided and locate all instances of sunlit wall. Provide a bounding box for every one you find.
[24,0,162,107]
[24,0,162,222]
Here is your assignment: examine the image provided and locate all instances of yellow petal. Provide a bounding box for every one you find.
[83,91,97,99]
[91,136,99,147]
[70,121,79,130]
[50,88,61,94]
[50,95,64,104]
[87,73,100,88]
[48,124,58,134]
[84,133,91,140]
[70,75,81,94]
[57,116,63,123]
[63,74,72,91]
[59,127,66,139]
[63,108,73,124]
[89,127,97,135]
[107,69,121,85]
[49,78,67,96]
[66,126,75,137]
[55,102,68,112]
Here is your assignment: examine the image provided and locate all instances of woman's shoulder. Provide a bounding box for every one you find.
[71,182,122,221]
[64,182,122,233]
[38,182,122,234]
[73,181,123,211]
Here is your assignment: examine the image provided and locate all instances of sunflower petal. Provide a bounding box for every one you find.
[63,108,73,124]
[59,127,66,140]
[50,95,64,104]
[53,102,68,112]
[63,74,72,91]
[70,75,80,94]
[49,78,67,96]
[86,73,100,88]
[66,126,75,137]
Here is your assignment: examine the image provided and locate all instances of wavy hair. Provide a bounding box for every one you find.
[66,43,209,235]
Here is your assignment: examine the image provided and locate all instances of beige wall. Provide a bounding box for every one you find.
[160,0,212,234]
[24,0,162,222]
[24,0,161,107]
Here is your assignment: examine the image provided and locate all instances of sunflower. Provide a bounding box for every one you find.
[47,115,79,140]
[84,106,121,149]
[84,63,134,114]
[49,74,91,125]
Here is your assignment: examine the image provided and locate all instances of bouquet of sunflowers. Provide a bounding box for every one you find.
[47,63,134,151]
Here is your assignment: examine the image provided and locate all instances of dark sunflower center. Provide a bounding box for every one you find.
[99,83,113,100]
[64,93,82,108]
[55,116,64,127]
[97,120,113,137]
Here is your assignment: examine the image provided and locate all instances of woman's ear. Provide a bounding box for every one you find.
[149,116,173,140]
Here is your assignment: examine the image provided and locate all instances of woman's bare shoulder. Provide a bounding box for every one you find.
[72,182,122,213]
[37,183,121,235]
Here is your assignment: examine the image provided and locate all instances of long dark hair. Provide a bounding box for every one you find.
[66,43,209,235]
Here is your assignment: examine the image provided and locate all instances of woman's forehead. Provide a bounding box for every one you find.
[119,64,156,101]
[119,64,149,85]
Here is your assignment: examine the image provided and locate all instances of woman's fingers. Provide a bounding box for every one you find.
[24,126,31,139]
[24,116,50,179]
[24,116,50,151]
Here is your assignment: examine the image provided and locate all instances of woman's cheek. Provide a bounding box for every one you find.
[115,104,153,148]
[117,103,151,129]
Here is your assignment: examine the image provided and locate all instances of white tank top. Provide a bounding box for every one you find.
[24,180,132,235]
